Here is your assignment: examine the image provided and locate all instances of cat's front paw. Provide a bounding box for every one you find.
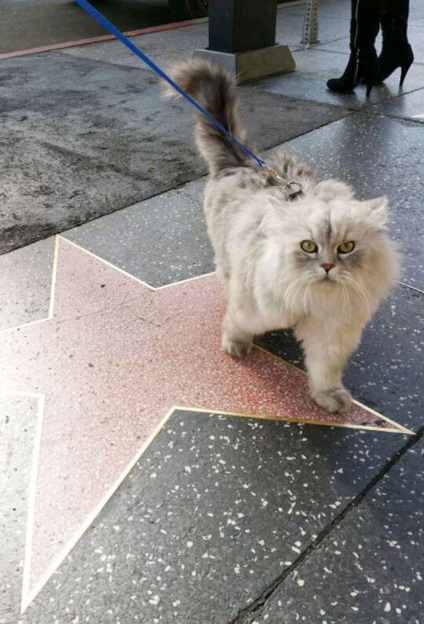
[312,387,352,414]
[222,333,252,358]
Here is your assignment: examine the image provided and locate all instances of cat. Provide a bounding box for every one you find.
[163,58,399,414]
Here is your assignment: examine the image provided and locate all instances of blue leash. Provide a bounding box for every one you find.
[74,0,269,170]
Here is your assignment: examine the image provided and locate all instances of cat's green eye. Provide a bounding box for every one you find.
[338,241,355,254]
[301,240,318,253]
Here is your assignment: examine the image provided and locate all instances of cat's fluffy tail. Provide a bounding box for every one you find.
[162,58,251,176]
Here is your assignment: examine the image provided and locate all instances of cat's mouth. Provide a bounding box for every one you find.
[319,273,336,283]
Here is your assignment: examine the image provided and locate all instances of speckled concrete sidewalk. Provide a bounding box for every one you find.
[1,1,423,623]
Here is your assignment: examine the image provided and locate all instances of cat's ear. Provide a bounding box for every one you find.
[362,196,389,227]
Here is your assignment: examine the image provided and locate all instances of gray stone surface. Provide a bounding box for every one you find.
[258,284,424,434]
[0,52,349,255]
[61,22,211,70]
[66,188,213,287]
[260,0,424,109]
[0,237,55,331]
[174,176,206,204]
[256,47,424,107]
[251,437,424,624]
[61,5,306,71]
[0,395,39,624]
[407,0,424,20]
[374,87,424,123]
[19,411,408,624]
[278,112,424,290]
[0,0,176,55]
[277,0,357,48]
[317,16,424,65]
[1,4,423,622]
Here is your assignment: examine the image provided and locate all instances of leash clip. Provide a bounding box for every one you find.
[284,181,303,199]
[266,167,303,200]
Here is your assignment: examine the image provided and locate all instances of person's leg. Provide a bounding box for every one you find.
[379,0,414,86]
[326,0,381,96]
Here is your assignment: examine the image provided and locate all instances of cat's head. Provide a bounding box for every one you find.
[262,180,399,315]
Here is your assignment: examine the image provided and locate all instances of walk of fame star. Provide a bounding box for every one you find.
[0,236,410,610]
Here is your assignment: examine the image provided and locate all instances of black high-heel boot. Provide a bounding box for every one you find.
[380,42,414,86]
[399,50,414,86]
[379,5,414,87]
[327,47,379,96]
[326,0,381,96]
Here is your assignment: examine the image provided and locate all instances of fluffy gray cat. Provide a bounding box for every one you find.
[164,59,399,414]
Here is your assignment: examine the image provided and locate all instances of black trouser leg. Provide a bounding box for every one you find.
[382,0,410,25]
[349,0,381,51]
[326,0,381,95]
[379,0,413,84]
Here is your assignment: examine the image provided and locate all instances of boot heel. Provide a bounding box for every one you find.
[366,81,373,97]
[365,56,379,97]
[399,59,413,87]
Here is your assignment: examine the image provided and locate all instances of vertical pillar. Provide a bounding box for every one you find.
[194,0,295,83]
[301,0,320,45]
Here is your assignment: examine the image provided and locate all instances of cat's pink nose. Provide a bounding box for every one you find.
[321,262,335,273]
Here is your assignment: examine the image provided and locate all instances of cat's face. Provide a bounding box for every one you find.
[261,189,395,319]
[286,195,389,288]
[261,192,397,318]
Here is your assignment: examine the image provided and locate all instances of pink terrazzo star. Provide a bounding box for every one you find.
[0,237,408,608]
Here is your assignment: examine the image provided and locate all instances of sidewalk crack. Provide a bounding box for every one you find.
[229,425,423,624]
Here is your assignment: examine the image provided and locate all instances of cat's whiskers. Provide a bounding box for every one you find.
[283,275,310,313]
[341,282,352,322]
[303,282,313,313]
[343,273,372,318]
[352,278,371,316]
